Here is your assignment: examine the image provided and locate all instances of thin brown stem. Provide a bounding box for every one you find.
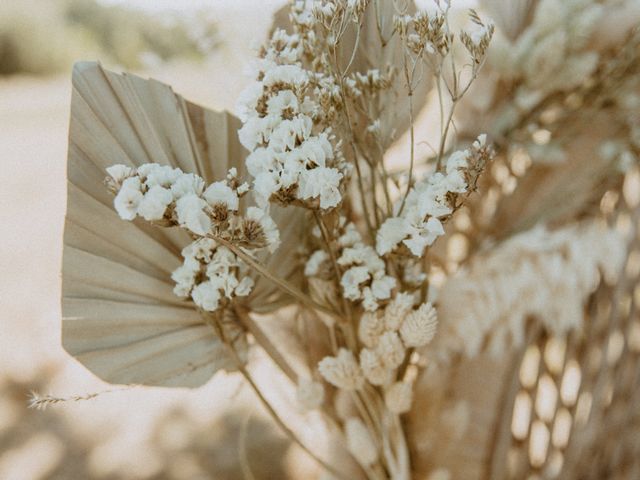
[212,318,350,480]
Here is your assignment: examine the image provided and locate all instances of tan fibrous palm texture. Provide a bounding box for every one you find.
[62,61,306,387]
[407,177,640,479]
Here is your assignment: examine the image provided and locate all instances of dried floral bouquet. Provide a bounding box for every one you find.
[56,0,640,479]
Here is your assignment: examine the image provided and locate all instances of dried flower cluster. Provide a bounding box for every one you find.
[60,0,640,479]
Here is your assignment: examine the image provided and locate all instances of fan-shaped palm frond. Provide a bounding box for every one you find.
[62,62,303,387]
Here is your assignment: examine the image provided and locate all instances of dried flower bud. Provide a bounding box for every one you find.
[358,311,385,348]
[318,348,365,390]
[296,378,325,411]
[400,302,438,347]
[383,292,415,331]
[345,418,378,467]
[359,348,392,386]
[377,331,405,369]
[384,381,413,414]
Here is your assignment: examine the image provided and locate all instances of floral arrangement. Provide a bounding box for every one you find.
[57,0,640,479]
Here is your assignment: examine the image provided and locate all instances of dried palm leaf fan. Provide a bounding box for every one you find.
[62,62,305,387]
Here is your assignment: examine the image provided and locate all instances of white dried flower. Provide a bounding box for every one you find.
[137,185,172,221]
[171,173,205,199]
[246,207,281,252]
[191,279,223,312]
[106,164,133,183]
[297,166,343,209]
[400,303,438,348]
[370,275,396,300]
[204,181,239,211]
[304,250,329,277]
[234,276,254,297]
[318,348,365,390]
[376,217,409,256]
[341,266,370,300]
[171,256,200,298]
[296,379,325,411]
[113,177,143,220]
[175,194,211,235]
[143,164,181,188]
[345,418,378,467]
[182,238,216,261]
[384,381,413,414]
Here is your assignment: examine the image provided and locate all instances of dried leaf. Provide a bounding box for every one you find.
[270,0,431,149]
[480,0,536,41]
[62,62,302,387]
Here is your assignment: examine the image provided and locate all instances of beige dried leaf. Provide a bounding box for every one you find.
[62,62,302,387]
[480,0,536,41]
[270,0,432,149]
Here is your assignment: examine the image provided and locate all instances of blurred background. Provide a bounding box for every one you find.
[0,1,325,478]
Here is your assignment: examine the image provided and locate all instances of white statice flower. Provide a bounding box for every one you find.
[338,242,395,311]
[182,238,216,261]
[191,279,223,311]
[376,142,477,257]
[137,185,173,221]
[402,216,445,257]
[246,206,281,252]
[384,381,413,414]
[296,378,325,412]
[171,256,201,298]
[204,181,240,211]
[297,166,343,209]
[304,250,329,276]
[340,266,371,300]
[318,348,365,390]
[235,81,264,122]
[234,276,254,297]
[106,164,133,183]
[262,64,308,88]
[400,302,438,348]
[370,275,396,301]
[339,244,385,271]
[173,240,252,312]
[345,418,378,467]
[171,173,205,199]
[267,90,300,117]
[236,26,346,212]
[270,116,312,152]
[358,312,385,348]
[113,177,143,220]
[376,217,410,256]
[294,135,334,168]
[338,223,362,247]
[175,194,211,235]
[144,164,181,188]
[384,292,416,331]
[361,287,379,312]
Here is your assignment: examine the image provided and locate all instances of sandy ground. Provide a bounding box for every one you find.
[0,2,326,478]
